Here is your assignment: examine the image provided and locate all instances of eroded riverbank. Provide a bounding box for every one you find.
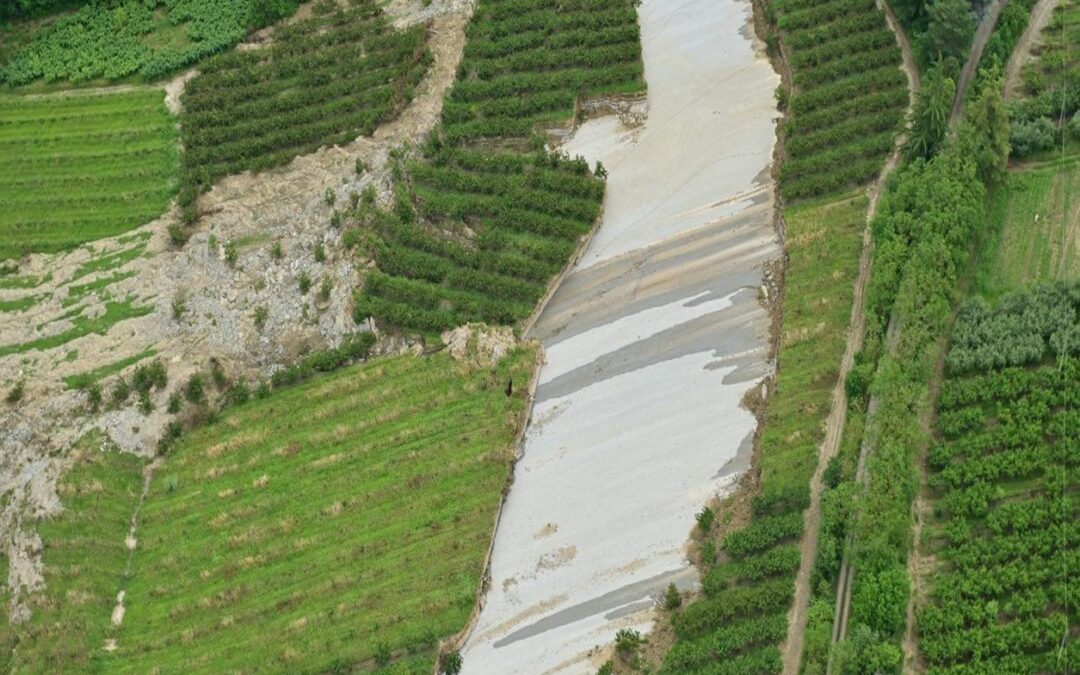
[461,0,781,671]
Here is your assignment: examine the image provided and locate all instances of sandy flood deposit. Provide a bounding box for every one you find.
[460,0,781,672]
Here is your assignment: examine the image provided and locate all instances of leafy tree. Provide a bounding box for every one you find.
[924,0,975,69]
[247,0,299,29]
[959,67,1010,184]
[905,67,955,161]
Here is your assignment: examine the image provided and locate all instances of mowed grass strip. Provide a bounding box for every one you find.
[103,348,538,673]
[0,89,178,259]
[981,161,1080,299]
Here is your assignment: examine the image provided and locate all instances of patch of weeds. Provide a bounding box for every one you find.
[5,381,24,404]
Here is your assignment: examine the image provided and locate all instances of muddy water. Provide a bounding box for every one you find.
[460,0,780,672]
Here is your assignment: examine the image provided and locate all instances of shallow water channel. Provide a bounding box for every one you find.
[461,1,781,671]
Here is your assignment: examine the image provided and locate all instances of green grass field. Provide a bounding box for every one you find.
[981,161,1080,299]
[663,196,867,672]
[3,347,539,672]
[0,90,178,259]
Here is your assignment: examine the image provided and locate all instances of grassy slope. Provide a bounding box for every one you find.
[4,348,538,673]
[981,160,1080,298]
[8,437,145,674]
[107,348,537,673]
[0,89,178,259]
[662,197,866,672]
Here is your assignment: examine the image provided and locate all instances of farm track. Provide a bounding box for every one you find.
[1004,0,1061,99]
[779,0,919,672]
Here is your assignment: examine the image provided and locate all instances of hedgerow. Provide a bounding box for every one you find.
[354,0,644,333]
[835,73,1012,669]
[768,0,907,200]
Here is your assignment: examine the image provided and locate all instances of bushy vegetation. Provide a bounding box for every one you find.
[947,283,1080,372]
[662,196,868,673]
[833,74,1010,670]
[0,0,88,21]
[767,0,907,200]
[1010,0,1080,158]
[0,0,299,87]
[0,90,178,258]
[177,0,428,217]
[917,286,1079,673]
[354,0,644,333]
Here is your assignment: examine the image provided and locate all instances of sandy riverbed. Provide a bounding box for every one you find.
[460,0,781,672]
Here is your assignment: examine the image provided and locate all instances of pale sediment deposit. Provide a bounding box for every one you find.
[461,0,781,672]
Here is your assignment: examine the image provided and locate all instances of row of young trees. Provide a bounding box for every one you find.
[769,0,908,200]
[920,339,1078,672]
[355,0,644,333]
[177,0,430,229]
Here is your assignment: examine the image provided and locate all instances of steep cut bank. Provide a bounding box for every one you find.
[461,1,781,671]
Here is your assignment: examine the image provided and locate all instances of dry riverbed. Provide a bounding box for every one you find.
[460,0,781,671]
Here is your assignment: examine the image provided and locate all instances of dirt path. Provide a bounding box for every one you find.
[1004,0,1060,99]
[950,0,1009,124]
[778,4,919,673]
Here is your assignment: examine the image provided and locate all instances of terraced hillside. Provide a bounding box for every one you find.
[355,0,644,333]
[916,286,1079,673]
[773,0,908,200]
[179,1,430,204]
[4,346,538,673]
[0,91,177,258]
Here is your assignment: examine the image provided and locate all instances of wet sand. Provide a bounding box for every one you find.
[460,0,780,672]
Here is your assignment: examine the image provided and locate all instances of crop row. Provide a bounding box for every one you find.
[355,0,643,333]
[771,0,907,200]
[179,4,429,198]
[0,90,178,259]
[918,346,1078,671]
[663,194,869,673]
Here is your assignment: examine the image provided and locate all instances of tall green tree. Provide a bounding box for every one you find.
[924,0,975,67]
[959,66,1011,185]
[904,67,955,161]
